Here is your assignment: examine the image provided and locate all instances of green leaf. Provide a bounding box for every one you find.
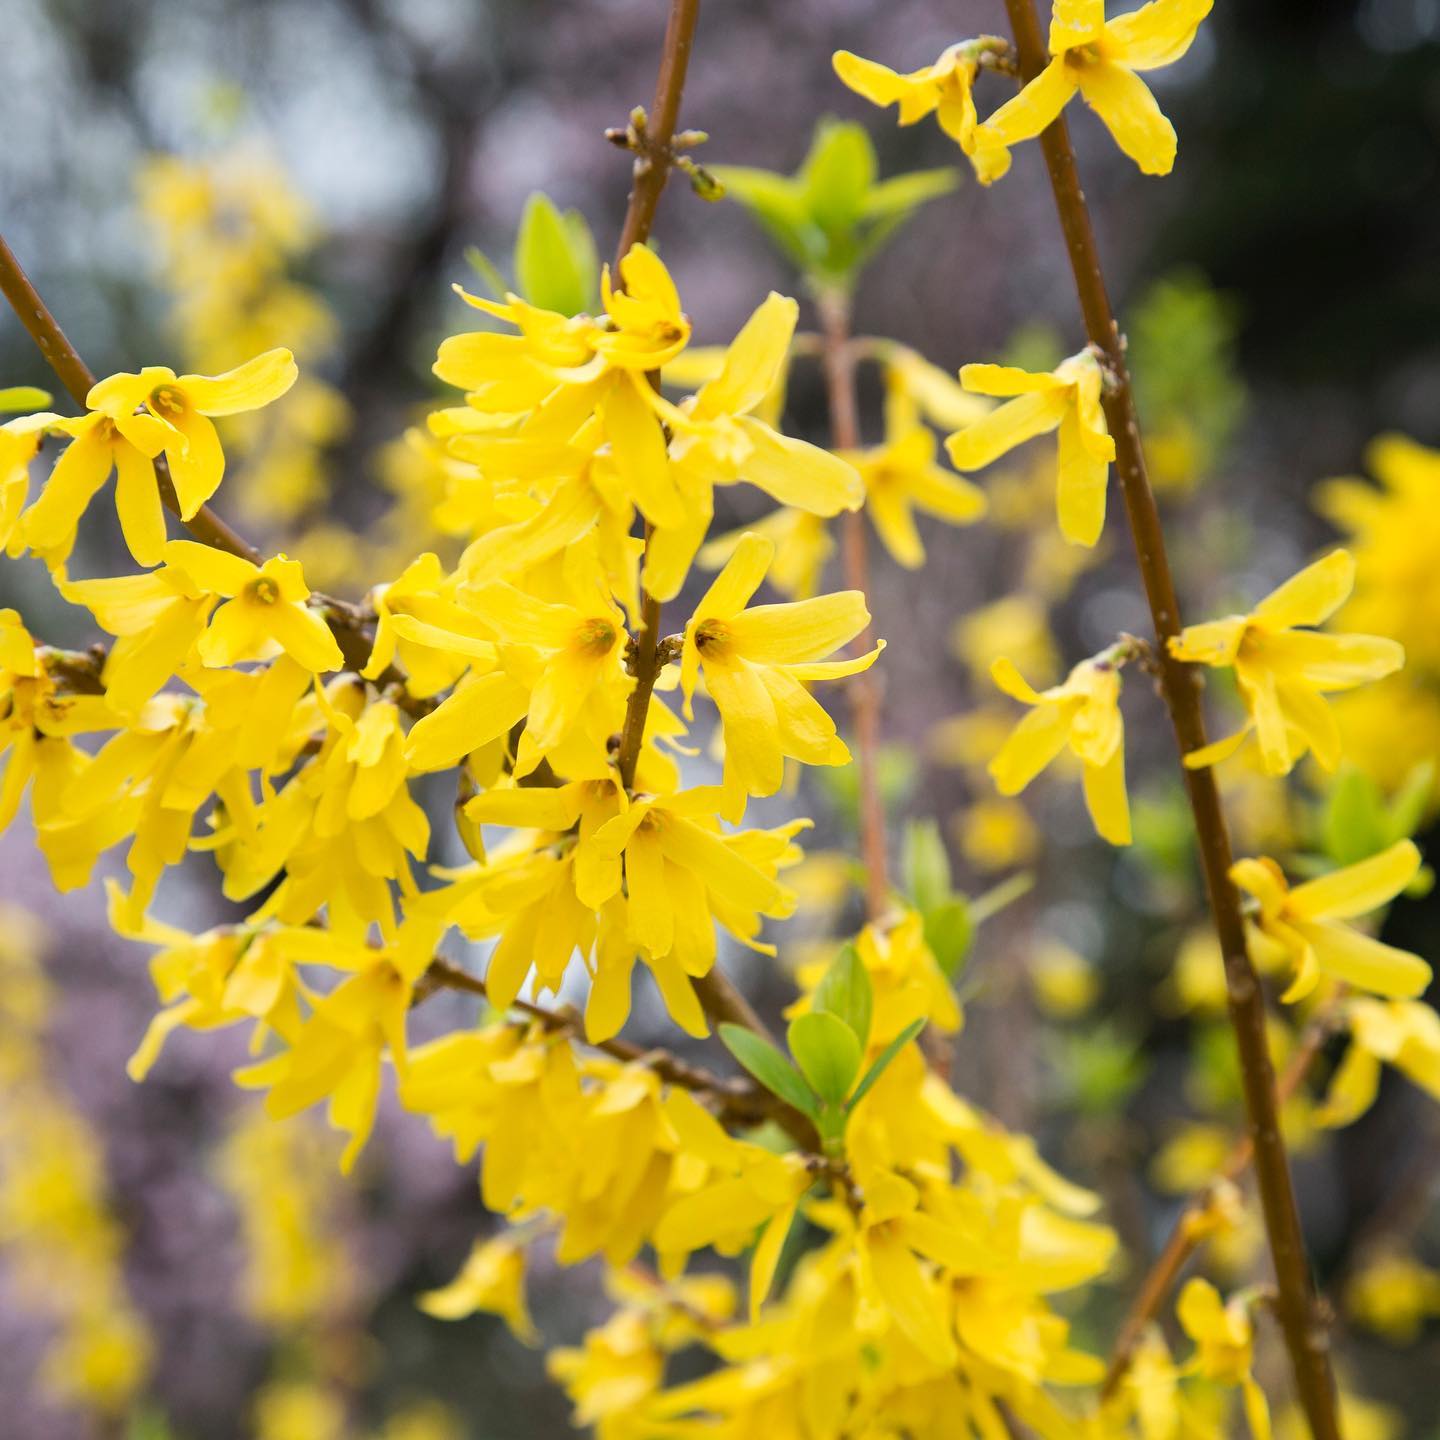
[464,245,507,300]
[846,1018,926,1112]
[0,385,51,413]
[1386,760,1435,844]
[514,192,596,317]
[719,1023,819,1119]
[902,819,952,915]
[709,165,819,271]
[1321,767,1387,867]
[787,1010,863,1105]
[799,119,876,235]
[859,168,960,224]
[923,897,973,979]
[562,209,600,310]
[812,944,873,1050]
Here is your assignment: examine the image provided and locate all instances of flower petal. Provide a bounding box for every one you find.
[1289,840,1421,922]
[1075,62,1177,176]
[179,348,298,416]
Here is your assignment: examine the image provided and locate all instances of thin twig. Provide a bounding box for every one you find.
[995,5,1342,1433]
[1102,998,1343,1396]
[816,287,889,923]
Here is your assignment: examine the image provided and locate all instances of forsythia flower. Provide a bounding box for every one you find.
[988,647,1132,845]
[946,350,1115,546]
[681,532,883,819]
[841,388,987,568]
[163,540,343,673]
[419,1233,538,1344]
[1229,840,1431,1004]
[1316,997,1440,1128]
[832,40,1011,183]
[80,348,298,562]
[978,0,1215,177]
[1176,1278,1272,1440]
[1170,550,1404,776]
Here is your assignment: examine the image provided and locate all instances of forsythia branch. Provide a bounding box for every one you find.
[997,3,1343,1434]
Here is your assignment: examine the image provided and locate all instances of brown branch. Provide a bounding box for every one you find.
[612,0,702,795]
[1103,998,1343,1397]
[816,288,889,923]
[996,5,1342,1433]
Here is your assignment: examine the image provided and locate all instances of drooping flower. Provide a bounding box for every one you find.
[679,532,882,819]
[832,41,1012,183]
[83,349,298,549]
[1229,840,1431,1004]
[946,351,1115,546]
[162,540,343,673]
[842,386,987,568]
[1169,550,1404,776]
[977,0,1215,177]
[1176,1278,1272,1440]
[988,647,1131,845]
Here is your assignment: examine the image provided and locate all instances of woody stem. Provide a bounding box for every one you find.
[997,3,1341,1435]
[817,288,890,922]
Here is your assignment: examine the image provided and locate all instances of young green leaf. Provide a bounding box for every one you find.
[787,1011,863,1105]
[0,385,51,413]
[719,1023,819,1119]
[515,192,595,318]
[708,165,818,272]
[923,897,973,979]
[902,819,952,915]
[464,245,507,300]
[800,119,876,235]
[846,1018,926,1112]
[812,943,873,1050]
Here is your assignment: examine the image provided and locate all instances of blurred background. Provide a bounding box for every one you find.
[1,0,1439,1436]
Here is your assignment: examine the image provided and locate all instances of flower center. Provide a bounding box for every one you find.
[248,577,281,606]
[694,618,731,654]
[149,384,187,419]
[575,618,617,655]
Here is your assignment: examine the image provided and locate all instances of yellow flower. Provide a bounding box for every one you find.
[977,0,1215,177]
[1229,840,1430,1004]
[1344,1251,1440,1344]
[162,539,343,673]
[698,506,834,600]
[988,648,1131,845]
[1316,997,1440,1128]
[83,348,298,550]
[842,396,986,569]
[946,351,1115,545]
[680,532,882,818]
[1170,550,1404,776]
[419,1233,538,1344]
[1176,1278,1272,1440]
[833,41,1012,183]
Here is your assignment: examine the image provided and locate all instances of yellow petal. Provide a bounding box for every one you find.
[694,292,797,420]
[1103,0,1213,71]
[1181,724,1252,770]
[1288,840,1421,922]
[178,348,298,415]
[1075,62,1177,176]
[1301,918,1432,1000]
[734,417,864,515]
[975,58,1079,150]
[727,591,869,664]
[162,539,258,596]
[114,442,166,567]
[1051,0,1107,50]
[866,1227,956,1366]
[1314,1042,1381,1128]
[832,50,932,113]
[990,706,1070,795]
[945,389,1068,471]
[164,410,225,518]
[749,1201,796,1323]
[1055,401,1110,545]
[1082,743,1131,846]
[989,655,1045,704]
[266,602,344,673]
[1251,550,1354,631]
[601,373,683,527]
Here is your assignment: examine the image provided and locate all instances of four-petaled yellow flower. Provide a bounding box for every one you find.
[1169,550,1404,776]
[77,348,297,564]
[680,532,882,819]
[978,0,1215,177]
[162,539,343,673]
[832,40,1011,183]
[989,648,1131,845]
[947,351,1115,546]
[843,395,987,569]
[1229,840,1430,1005]
[1176,1277,1272,1440]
